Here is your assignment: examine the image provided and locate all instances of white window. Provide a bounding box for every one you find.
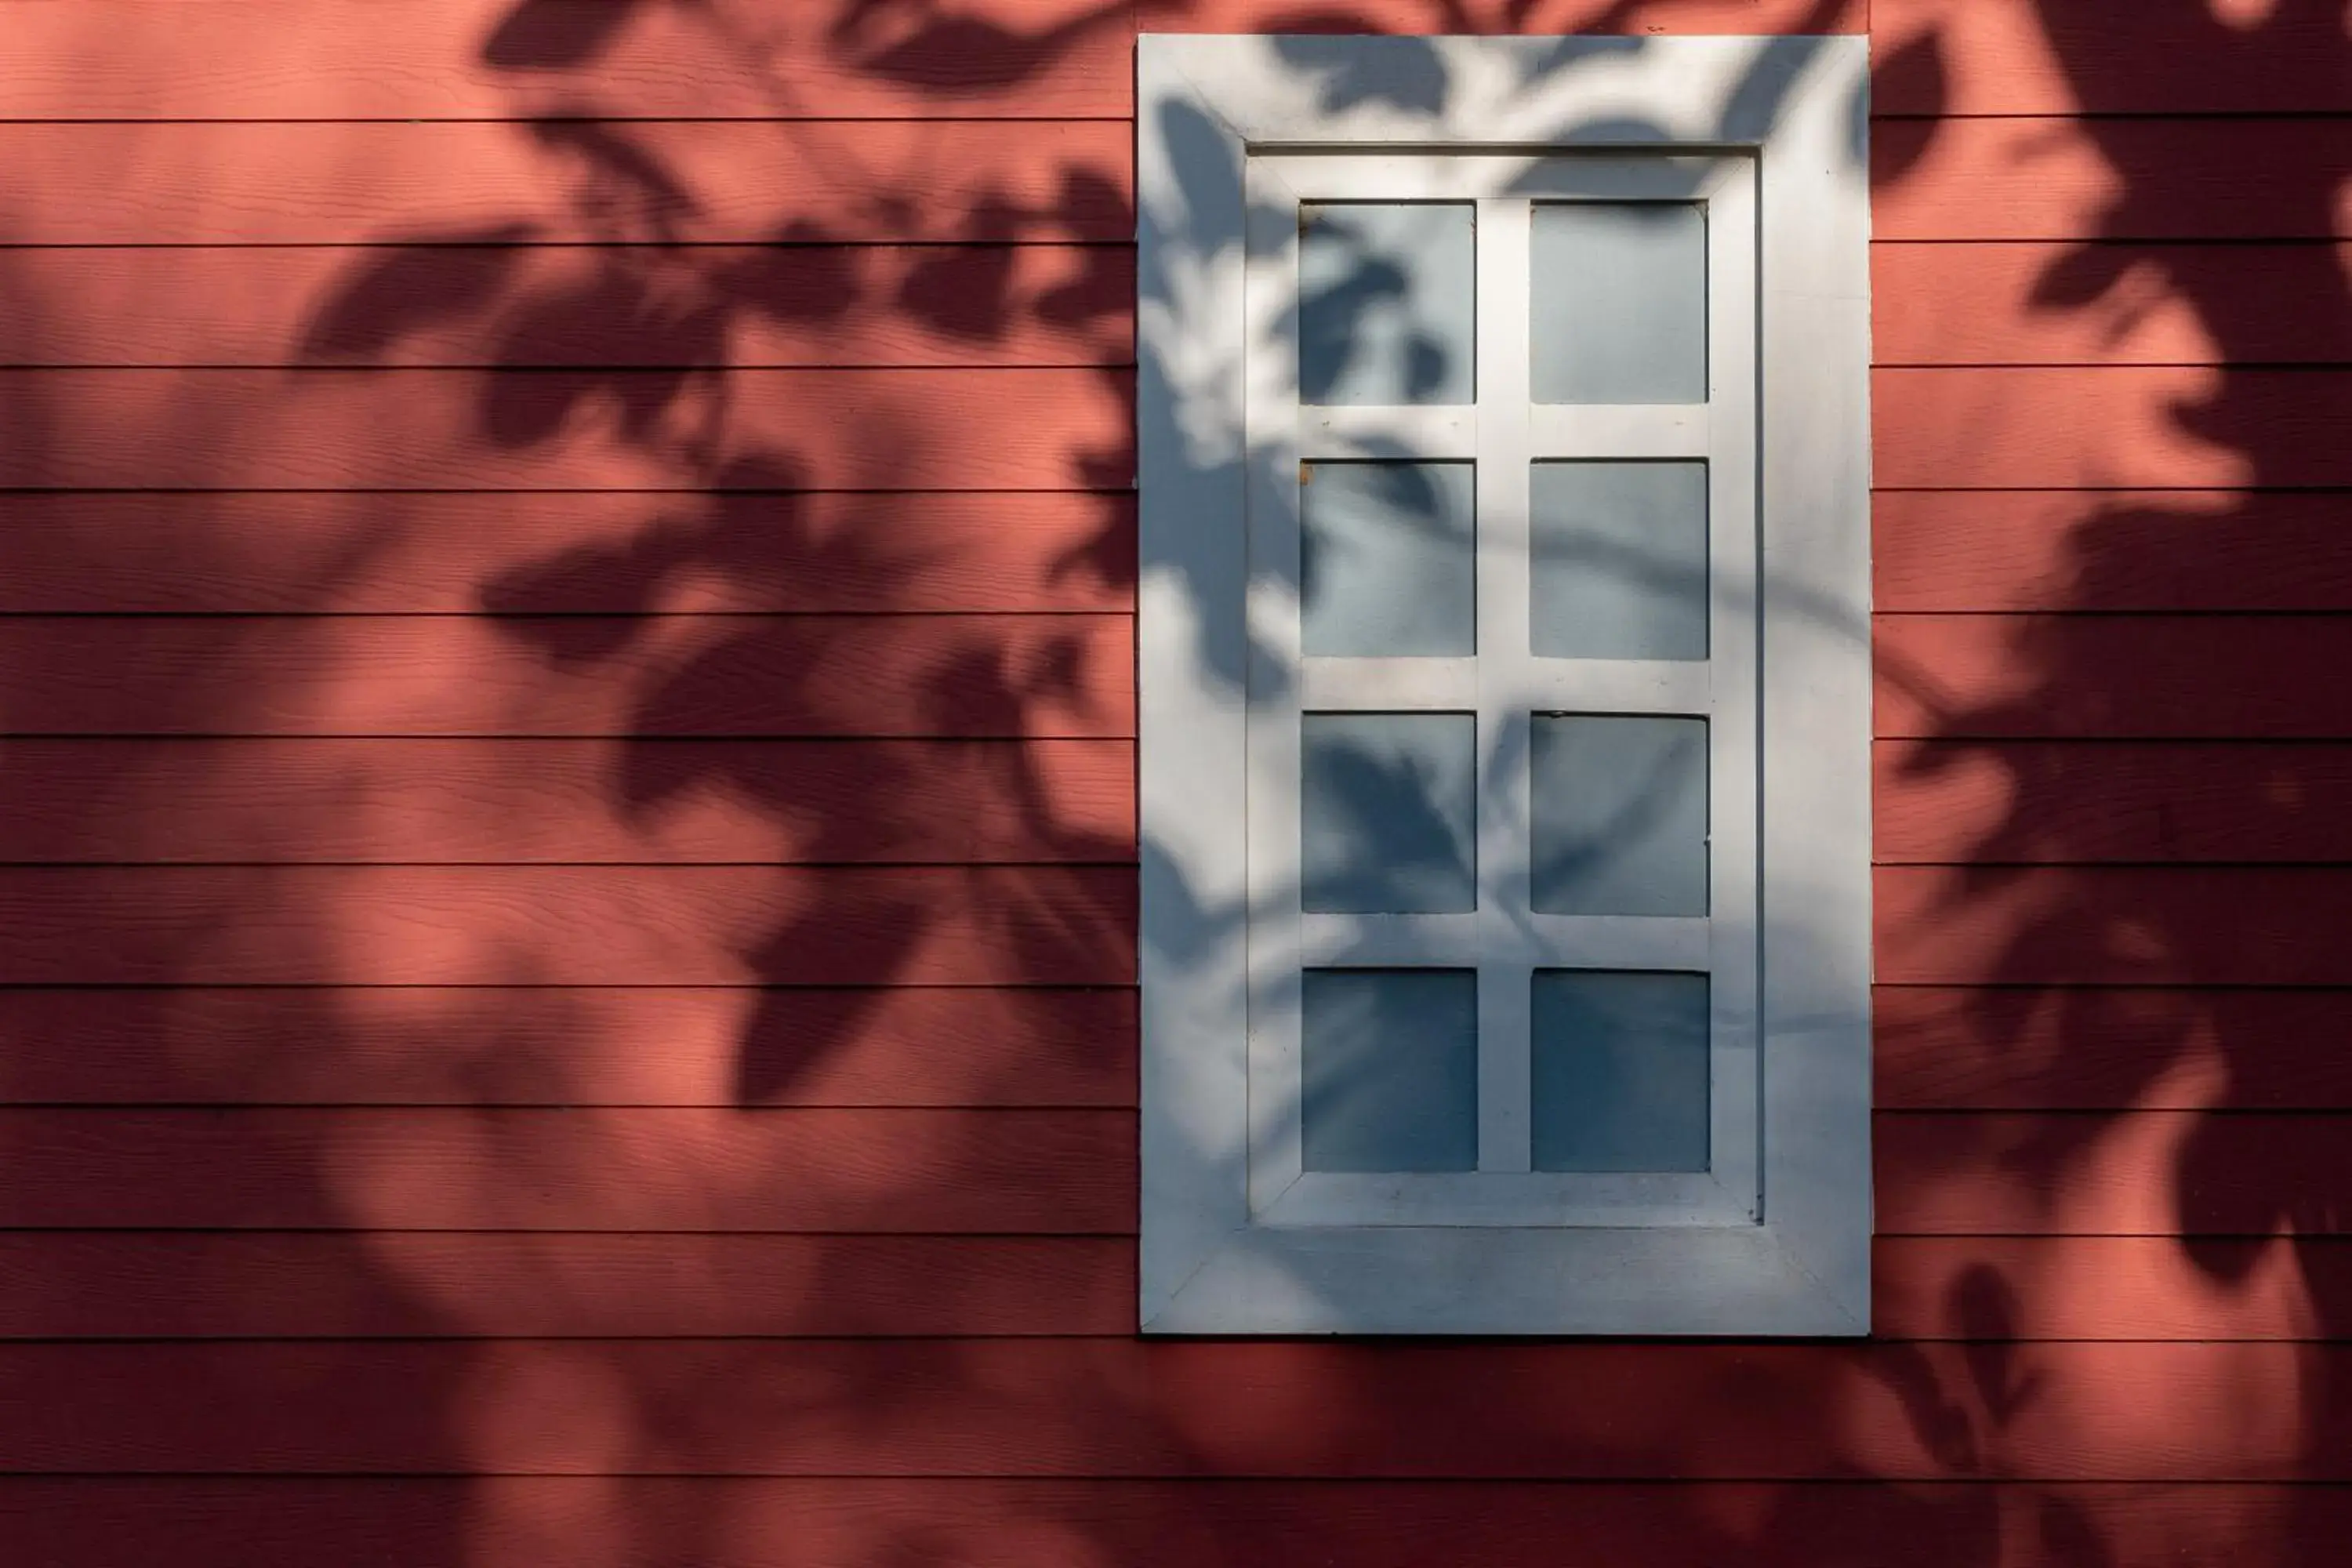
[1138,34,1871,1334]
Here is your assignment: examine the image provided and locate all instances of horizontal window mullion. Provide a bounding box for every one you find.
[1298,659,1715,716]
[1529,404,1711,459]
[1300,406,1477,461]
[1299,912,1710,970]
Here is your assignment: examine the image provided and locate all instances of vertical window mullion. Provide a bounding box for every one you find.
[1700,161,1762,1217]
[1474,194,1534,1174]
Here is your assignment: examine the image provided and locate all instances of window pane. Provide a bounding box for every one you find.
[1302,713,1477,913]
[1304,460,1475,656]
[1532,971,1708,1171]
[1530,715,1707,916]
[1300,203,1475,406]
[1304,969,1479,1172]
[1531,203,1705,405]
[1530,461,1708,661]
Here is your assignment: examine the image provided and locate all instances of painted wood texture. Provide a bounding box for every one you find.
[1871,118,2352,240]
[0,369,1134,490]
[0,985,1136,1107]
[9,117,2332,249]
[9,1486,2343,1568]
[0,1109,1134,1232]
[0,615,1134,736]
[1873,244,2352,366]
[1878,742,2352,864]
[0,0,1141,120]
[1878,866,2352,985]
[0,1109,2324,1239]
[0,245,1134,369]
[0,1234,2333,1341]
[1878,617,2352,739]
[0,867,1134,985]
[0,739,1134,863]
[0,492,1134,614]
[9,980,2345,1115]
[1156,0,1867,37]
[1880,986,2352,1111]
[0,122,1133,245]
[1874,368,2352,488]
[0,1479,2336,1568]
[0,1338,2340,1479]
[1873,0,2352,114]
[8,0,2352,1559]
[1876,492,2352,613]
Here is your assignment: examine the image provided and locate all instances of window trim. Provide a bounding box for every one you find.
[1138,33,1871,1336]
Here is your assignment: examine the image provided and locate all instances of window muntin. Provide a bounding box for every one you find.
[1243,154,1759,1229]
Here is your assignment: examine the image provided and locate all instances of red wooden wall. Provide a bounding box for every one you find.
[1,0,2347,1563]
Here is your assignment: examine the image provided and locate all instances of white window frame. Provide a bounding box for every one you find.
[1138,33,1871,1335]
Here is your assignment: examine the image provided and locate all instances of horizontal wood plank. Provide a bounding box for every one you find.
[1874,118,2351,241]
[0,121,1131,245]
[0,1232,1135,1339]
[1878,615,2352,739]
[0,0,1136,120]
[0,1477,2328,1568]
[0,1109,1131,1232]
[1878,986,2352,1112]
[0,866,1135,985]
[0,1338,2338,1478]
[0,245,1132,369]
[19,365,2340,493]
[1879,1110,2352,1239]
[1872,243,2352,366]
[1875,492,2352,614]
[1878,865,2352,985]
[0,739,1134,865]
[0,1105,2332,1236]
[0,492,1134,615]
[1873,0,2352,115]
[1877,741,2352,865]
[0,614,1131,739]
[0,985,1134,1108]
[0,1232,2338,1341]
[0,368,1133,491]
[1874,368,2350,488]
[11,118,2328,251]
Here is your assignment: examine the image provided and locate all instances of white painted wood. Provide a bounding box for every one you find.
[1298,913,1711,971]
[1700,156,1763,1220]
[1261,1171,1749,1229]
[1303,657,1709,713]
[1138,32,1871,1337]
[1136,40,1256,1328]
[1300,407,1475,460]
[1240,157,1310,1221]
[1474,193,1536,1175]
[1526,405,1711,459]
[1149,1223,1840,1336]
[1258,151,1720,201]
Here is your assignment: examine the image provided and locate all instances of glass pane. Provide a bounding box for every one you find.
[1530,715,1707,916]
[1299,203,1475,406]
[1304,969,1478,1172]
[1530,461,1708,661]
[1302,713,1476,913]
[1304,460,1475,656]
[1532,971,1708,1171]
[1531,203,1705,405]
